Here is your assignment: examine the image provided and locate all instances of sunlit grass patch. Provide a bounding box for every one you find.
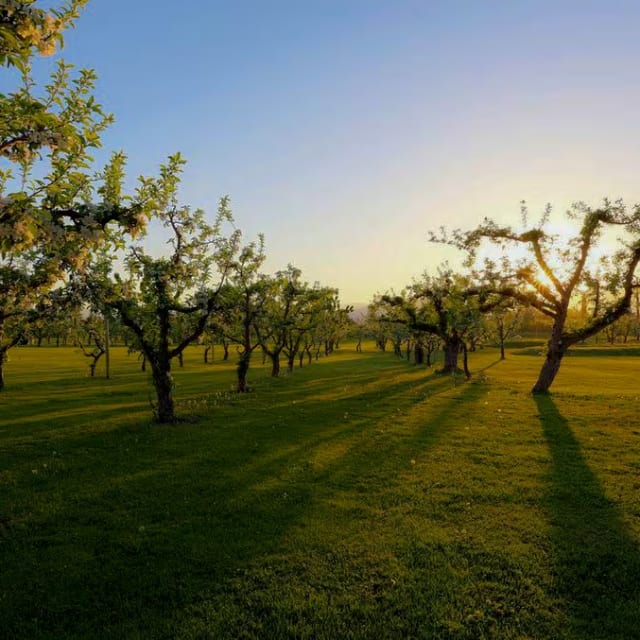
[1,342,640,638]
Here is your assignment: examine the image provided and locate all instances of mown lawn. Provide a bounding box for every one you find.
[1,342,640,639]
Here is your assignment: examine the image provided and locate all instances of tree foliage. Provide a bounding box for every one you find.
[87,156,241,422]
[0,0,86,69]
[0,1,157,390]
[383,268,501,378]
[437,200,640,392]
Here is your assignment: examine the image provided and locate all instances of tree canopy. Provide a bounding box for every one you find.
[435,200,640,392]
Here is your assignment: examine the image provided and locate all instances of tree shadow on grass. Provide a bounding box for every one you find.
[1,367,475,639]
[535,394,640,638]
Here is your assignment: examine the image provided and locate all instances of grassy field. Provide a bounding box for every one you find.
[1,342,640,639]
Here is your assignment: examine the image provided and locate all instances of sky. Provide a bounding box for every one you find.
[24,1,640,303]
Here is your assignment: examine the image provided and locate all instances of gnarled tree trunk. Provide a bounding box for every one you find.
[439,335,463,374]
[532,315,570,393]
[532,337,567,393]
[151,358,174,423]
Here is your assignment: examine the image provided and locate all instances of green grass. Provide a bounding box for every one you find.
[1,342,640,639]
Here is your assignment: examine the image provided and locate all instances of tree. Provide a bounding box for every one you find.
[223,236,270,393]
[369,293,410,358]
[254,267,297,378]
[1,2,154,389]
[485,305,522,360]
[254,265,327,378]
[88,157,240,422]
[75,312,106,377]
[442,201,640,392]
[316,291,351,356]
[282,283,337,373]
[384,268,500,378]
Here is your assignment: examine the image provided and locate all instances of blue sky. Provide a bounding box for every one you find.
[36,1,640,302]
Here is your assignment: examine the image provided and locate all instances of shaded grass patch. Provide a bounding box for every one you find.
[1,344,640,638]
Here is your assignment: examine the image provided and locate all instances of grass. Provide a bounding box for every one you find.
[1,342,640,638]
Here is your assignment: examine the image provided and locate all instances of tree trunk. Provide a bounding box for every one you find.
[287,354,295,372]
[462,343,470,379]
[500,341,506,360]
[439,338,462,374]
[270,353,280,377]
[151,360,174,423]
[532,335,567,394]
[414,343,424,365]
[237,352,251,392]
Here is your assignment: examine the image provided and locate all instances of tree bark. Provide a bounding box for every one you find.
[439,338,462,374]
[532,338,566,393]
[237,352,251,393]
[151,360,174,423]
[270,352,281,377]
[462,343,470,379]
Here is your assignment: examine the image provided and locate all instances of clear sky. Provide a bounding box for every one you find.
[38,1,640,303]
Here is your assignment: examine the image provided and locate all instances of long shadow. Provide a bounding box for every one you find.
[1,365,474,638]
[535,394,640,638]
